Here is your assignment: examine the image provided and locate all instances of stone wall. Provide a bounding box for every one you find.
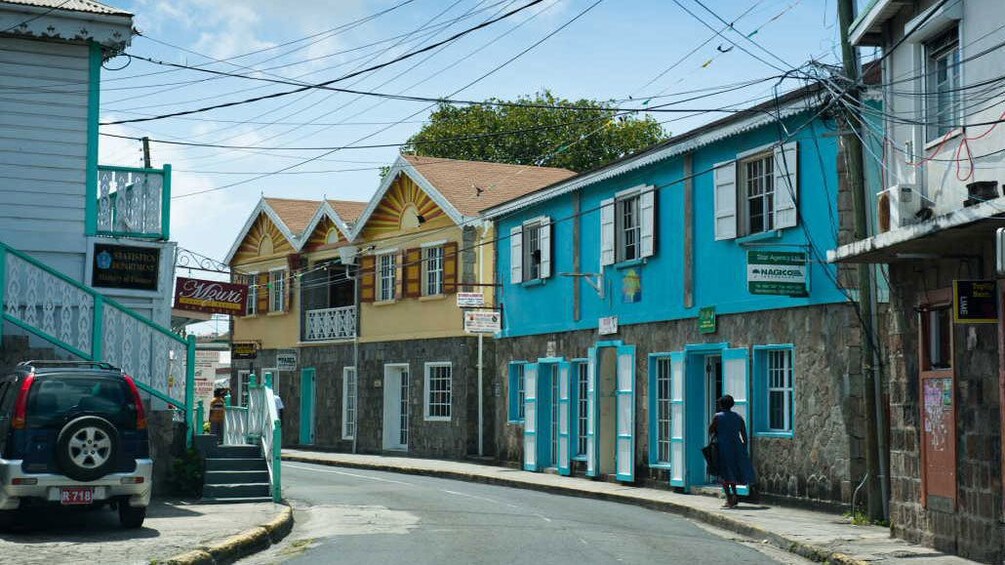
[884,247,1003,563]
[493,303,868,506]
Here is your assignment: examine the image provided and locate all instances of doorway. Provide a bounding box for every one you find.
[584,342,636,482]
[383,364,409,451]
[704,355,722,483]
[299,368,316,445]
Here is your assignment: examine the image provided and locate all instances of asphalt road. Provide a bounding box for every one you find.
[243,462,812,565]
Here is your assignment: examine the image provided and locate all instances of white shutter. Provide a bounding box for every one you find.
[600,198,615,266]
[714,161,737,241]
[640,186,656,258]
[510,225,523,284]
[539,217,552,279]
[774,141,798,229]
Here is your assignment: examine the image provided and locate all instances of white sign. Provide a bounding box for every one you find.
[456,292,486,308]
[599,316,619,335]
[276,352,297,371]
[464,309,501,333]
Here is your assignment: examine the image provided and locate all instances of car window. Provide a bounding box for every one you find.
[26,374,137,430]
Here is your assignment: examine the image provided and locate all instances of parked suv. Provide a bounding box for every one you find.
[0,361,152,528]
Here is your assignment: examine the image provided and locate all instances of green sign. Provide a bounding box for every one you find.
[698,306,716,334]
[747,250,808,296]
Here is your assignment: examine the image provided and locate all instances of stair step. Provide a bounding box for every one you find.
[213,445,262,458]
[204,470,270,485]
[200,496,274,505]
[206,457,268,472]
[203,483,271,499]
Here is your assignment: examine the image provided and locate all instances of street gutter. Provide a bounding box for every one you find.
[158,505,294,565]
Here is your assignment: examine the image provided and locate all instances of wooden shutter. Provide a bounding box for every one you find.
[774,141,798,229]
[359,255,375,303]
[443,241,458,294]
[510,225,522,284]
[538,218,552,279]
[395,251,403,300]
[713,161,738,241]
[640,186,656,258]
[404,248,422,298]
[600,198,615,266]
[257,273,269,314]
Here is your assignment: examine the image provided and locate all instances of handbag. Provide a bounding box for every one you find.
[701,435,719,476]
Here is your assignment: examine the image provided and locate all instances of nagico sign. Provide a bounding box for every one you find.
[174,277,248,315]
[747,250,808,296]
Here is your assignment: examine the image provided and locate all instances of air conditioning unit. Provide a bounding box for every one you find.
[878,184,929,231]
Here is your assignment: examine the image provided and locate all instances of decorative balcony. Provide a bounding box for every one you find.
[303,305,356,341]
[95,164,172,240]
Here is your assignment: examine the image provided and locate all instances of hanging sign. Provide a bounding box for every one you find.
[747,250,808,296]
[464,309,501,333]
[456,292,485,308]
[92,243,160,291]
[174,277,248,315]
[698,306,716,334]
[599,316,619,335]
[231,342,258,360]
[276,351,298,371]
[953,280,998,323]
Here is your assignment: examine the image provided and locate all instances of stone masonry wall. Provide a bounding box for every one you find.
[493,303,868,506]
[885,247,1003,564]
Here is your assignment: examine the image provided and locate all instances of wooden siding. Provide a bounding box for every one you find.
[360,175,446,240]
[304,215,339,249]
[232,213,295,265]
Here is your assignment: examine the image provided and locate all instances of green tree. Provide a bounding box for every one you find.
[403,91,667,172]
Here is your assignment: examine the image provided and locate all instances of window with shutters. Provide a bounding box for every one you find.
[601,186,654,266]
[926,27,960,141]
[508,362,525,422]
[342,367,356,440]
[245,273,258,316]
[510,218,551,284]
[741,153,775,236]
[268,269,286,312]
[378,253,397,302]
[423,245,444,296]
[424,362,452,421]
[574,361,588,458]
[616,193,641,262]
[523,220,542,280]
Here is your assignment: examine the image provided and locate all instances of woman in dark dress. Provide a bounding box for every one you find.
[709,395,756,508]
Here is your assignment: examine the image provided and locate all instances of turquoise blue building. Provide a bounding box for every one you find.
[485,84,870,505]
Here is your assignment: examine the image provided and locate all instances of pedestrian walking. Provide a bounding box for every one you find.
[209,388,226,444]
[708,395,756,508]
[274,393,284,424]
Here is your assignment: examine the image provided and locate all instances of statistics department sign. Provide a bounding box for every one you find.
[747,250,808,296]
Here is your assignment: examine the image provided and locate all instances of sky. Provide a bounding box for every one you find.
[94,0,864,332]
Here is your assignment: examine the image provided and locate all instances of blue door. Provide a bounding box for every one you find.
[523,363,540,471]
[557,361,572,476]
[723,347,750,495]
[615,345,636,482]
[299,368,316,445]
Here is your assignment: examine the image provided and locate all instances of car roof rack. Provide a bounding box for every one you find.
[16,360,120,371]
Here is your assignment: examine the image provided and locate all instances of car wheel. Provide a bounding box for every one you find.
[55,416,119,482]
[0,510,17,531]
[118,503,145,528]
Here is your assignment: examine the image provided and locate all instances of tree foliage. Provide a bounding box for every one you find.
[403,91,667,172]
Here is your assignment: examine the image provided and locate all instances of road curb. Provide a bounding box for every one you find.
[158,505,294,565]
[283,455,868,565]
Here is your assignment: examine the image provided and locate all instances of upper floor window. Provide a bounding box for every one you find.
[269,269,286,312]
[714,142,798,241]
[926,27,960,140]
[423,245,444,296]
[510,218,551,284]
[378,252,397,302]
[601,186,655,266]
[245,273,258,316]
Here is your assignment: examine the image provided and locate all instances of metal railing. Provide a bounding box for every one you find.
[0,241,195,438]
[304,305,356,341]
[246,373,282,502]
[96,165,172,240]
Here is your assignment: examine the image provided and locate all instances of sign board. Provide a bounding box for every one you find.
[599,316,619,336]
[456,292,485,308]
[464,309,501,333]
[747,250,808,296]
[276,352,298,372]
[92,243,160,291]
[953,280,998,323]
[698,306,716,334]
[174,277,248,315]
[232,342,258,360]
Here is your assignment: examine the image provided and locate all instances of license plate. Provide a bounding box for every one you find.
[60,487,94,505]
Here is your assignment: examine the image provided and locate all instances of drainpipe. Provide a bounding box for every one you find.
[352,267,359,455]
[476,221,491,458]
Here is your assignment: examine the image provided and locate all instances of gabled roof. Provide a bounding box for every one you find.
[351,155,576,237]
[224,198,302,265]
[263,197,318,236]
[2,0,130,15]
[301,199,367,247]
[327,199,367,227]
[0,0,133,52]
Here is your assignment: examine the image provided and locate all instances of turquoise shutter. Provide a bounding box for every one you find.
[558,361,572,476]
[585,347,598,477]
[669,351,686,487]
[508,363,520,422]
[299,368,316,445]
[523,363,540,472]
[647,355,658,466]
[723,347,750,494]
[615,344,636,482]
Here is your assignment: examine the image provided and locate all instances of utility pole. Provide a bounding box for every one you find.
[838,0,885,522]
[142,136,152,168]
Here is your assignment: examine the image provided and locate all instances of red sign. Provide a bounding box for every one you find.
[174,277,247,315]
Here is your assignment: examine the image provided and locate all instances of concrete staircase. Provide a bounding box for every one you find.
[201,443,272,504]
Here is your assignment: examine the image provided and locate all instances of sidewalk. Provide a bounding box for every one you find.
[283,449,976,565]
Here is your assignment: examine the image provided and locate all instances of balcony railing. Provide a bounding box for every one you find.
[96,165,171,240]
[303,305,356,341]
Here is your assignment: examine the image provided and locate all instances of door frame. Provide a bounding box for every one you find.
[683,342,729,491]
[586,341,636,481]
[918,288,956,511]
[383,363,409,451]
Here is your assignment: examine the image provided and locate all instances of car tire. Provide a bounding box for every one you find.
[118,503,145,529]
[55,416,119,482]
[0,510,17,531]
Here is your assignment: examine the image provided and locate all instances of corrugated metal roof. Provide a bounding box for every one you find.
[0,0,131,16]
